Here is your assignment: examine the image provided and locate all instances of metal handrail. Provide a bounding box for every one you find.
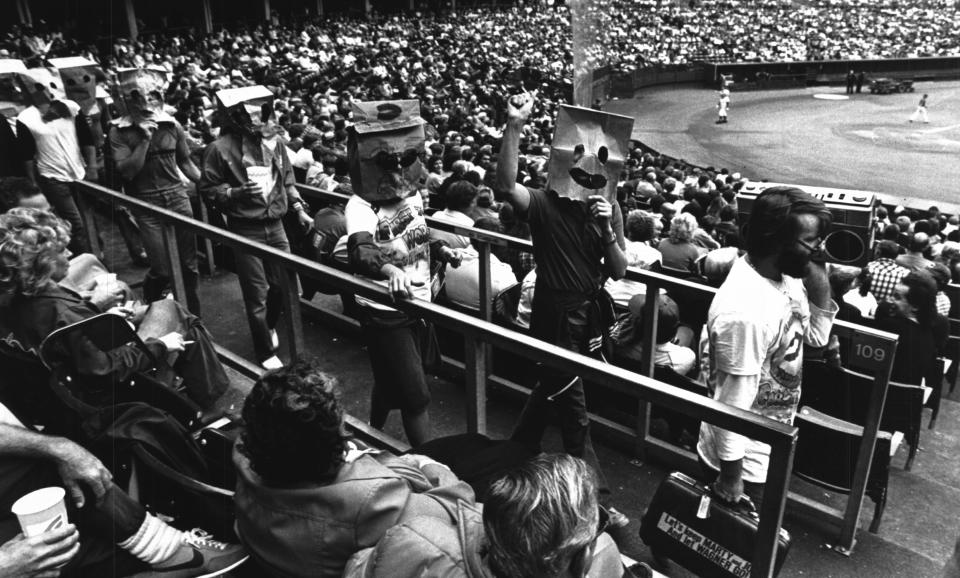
[77,180,796,577]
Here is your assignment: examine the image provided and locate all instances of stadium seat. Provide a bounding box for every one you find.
[793,406,896,534]
[802,359,926,471]
[37,313,204,431]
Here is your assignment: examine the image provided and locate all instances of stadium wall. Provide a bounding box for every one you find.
[599,56,960,99]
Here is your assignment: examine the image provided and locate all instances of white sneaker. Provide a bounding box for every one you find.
[261,355,283,370]
[270,329,279,350]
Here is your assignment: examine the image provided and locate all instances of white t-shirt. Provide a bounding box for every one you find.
[17,101,86,182]
[346,193,432,309]
[443,252,517,311]
[697,257,836,482]
[604,241,662,309]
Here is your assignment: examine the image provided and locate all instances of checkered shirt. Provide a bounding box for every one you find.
[866,258,909,303]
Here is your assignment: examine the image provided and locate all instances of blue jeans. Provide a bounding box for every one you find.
[229,219,291,362]
[132,187,201,315]
[39,177,91,255]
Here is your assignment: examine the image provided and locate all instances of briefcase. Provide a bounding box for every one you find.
[639,471,791,578]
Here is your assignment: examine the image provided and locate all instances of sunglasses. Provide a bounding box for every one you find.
[797,237,824,254]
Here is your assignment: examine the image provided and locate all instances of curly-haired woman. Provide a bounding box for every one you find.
[658,212,706,273]
[0,208,227,411]
[233,360,475,578]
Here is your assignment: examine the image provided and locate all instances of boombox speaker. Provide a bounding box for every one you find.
[737,182,876,266]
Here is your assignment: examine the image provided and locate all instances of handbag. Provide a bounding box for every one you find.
[639,471,791,578]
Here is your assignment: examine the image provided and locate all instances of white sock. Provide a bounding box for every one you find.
[118,513,184,565]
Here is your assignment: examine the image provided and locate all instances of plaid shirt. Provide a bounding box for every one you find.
[866,258,909,303]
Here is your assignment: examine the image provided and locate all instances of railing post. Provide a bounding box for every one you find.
[278,266,305,362]
[465,334,487,434]
[73,188,100,261]
[477,241,494,374]
[635,282,660,458]
[161,224,187,308]
[478,242,492,323]
[754,439,795,577]
[197,199,216,274]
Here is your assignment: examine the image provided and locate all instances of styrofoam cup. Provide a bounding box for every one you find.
[11,487,68,537]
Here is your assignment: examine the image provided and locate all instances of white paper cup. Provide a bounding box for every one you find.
[11,487,68,537]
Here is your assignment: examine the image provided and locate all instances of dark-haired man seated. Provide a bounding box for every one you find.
[233,360,476,578]
[343,454,627,578]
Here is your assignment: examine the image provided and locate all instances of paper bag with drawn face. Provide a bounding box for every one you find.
[115,66,168,116]
[347,100,425,203]
[546,105,634,203]
[0,59,28,119]
[48,57,102,115]
[17,67,66,107]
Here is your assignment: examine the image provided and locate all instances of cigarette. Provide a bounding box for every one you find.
[182,340,195,346]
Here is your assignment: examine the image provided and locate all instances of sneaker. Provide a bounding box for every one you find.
[261,355,283,370]
[270,329,279,350]
[143,529,248,577]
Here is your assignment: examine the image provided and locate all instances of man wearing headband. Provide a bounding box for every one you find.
[200,85,311,369]
[110,67,203,315]
[15,66,97,255]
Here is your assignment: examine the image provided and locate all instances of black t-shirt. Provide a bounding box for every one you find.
[522,188,624,295]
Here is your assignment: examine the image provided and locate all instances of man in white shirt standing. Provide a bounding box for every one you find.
[698,186,836,507]
[16,67,98,254]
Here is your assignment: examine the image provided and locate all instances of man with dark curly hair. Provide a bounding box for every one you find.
[232,360,476,578]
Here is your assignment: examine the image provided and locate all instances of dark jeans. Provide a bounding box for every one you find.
[0,458,147,577]
[39,177,90,255]
[228,218,291,362]
[512,295,609,495]
[133,187,201,315]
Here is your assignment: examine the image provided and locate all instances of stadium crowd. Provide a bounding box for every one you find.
[1,2,960,577]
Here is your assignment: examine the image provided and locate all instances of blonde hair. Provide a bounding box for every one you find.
[669,212,699,243]
[483,454,598,577]
[0,208,71,296]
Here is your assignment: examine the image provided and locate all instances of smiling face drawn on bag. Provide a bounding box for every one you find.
[546,105,634,203]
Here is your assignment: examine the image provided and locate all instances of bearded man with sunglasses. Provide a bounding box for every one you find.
[697,186,837,507]
[200,86,311,369]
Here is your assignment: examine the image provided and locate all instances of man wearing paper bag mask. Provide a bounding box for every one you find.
[495,95,631,503]
[344,100,462,446]
[200,85,311,369]
[15,66,98,254]
[110,67,203,315]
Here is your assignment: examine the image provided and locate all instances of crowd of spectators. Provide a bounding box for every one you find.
[2,3,960,576]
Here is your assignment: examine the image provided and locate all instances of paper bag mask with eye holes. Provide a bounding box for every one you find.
[0,59,28,119]
[348,100,425,203]
[546,105,634,203]
[48,56,103,116]
[17,67,66,107]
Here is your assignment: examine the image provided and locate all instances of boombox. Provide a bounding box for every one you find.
[737,182,876,266]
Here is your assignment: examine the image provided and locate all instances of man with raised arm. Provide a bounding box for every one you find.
[494,93,631,501]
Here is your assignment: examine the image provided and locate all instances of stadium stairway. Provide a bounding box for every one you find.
[95,210,959,578]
